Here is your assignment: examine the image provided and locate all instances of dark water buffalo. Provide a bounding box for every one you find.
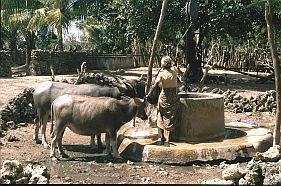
[50,95,148,160]
[33,75,147,148]
[33,81,121,147]
[112,74,146,99]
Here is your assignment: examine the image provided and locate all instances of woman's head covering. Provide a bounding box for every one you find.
[161,56,172,69]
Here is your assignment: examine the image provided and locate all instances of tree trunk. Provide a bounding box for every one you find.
[55,0,64,51]
[139,39,147,66]
[25,31,35,76]
[57,24,64,51]
[185,28,203,83]
[145,0,169,94]
[265,0,281,145]
[25,42,31,75]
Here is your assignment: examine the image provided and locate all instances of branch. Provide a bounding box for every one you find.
[198,43,216,92]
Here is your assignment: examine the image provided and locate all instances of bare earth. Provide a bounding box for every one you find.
[0,68,276,184]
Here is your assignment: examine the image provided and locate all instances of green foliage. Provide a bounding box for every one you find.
[1,0,44,50]
[1,0,281,54]
[79,0,281,54]
[36,26,55,49]
[199,0,281,46]
[80,0,188,54]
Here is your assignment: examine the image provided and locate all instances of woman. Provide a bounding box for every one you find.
[146,55,183,144]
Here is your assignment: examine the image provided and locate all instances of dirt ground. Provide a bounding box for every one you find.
[0,68,277,184]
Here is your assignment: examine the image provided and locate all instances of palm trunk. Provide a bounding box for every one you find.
[57,24,63,51]
[146,0,169,94]
[265,0,281,145]
[25,31,33,75]
[55,0,63,51]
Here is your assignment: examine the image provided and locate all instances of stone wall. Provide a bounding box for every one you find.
[0,50,12,77]
[0,50,26,77]
[30,50,145,75]
[0,50,146,76]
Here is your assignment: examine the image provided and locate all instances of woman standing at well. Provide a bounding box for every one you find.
[147,55,183,144]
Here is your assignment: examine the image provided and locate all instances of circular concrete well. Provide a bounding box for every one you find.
[171,92,225,142]
[117,93,273,164]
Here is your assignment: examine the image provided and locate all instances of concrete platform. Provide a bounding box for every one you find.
[117,122,273,164]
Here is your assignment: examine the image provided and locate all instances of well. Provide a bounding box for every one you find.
[117,93,273,164]
[171,93,225,142]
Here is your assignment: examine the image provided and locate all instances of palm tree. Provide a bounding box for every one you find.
[28,0,70,51]
[28,0,94,51]
[1,0,43,75]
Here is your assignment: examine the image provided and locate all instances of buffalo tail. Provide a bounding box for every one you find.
[50,102,55,137]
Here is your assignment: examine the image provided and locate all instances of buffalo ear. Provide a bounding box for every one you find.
[124,81,133,89]
[112,75,125,84]
[137,74,144,82]
[112,82,127,92]
[133,97,144,105]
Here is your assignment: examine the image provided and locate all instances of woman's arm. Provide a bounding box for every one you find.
[146,74,161,97]
[177,66,183,76]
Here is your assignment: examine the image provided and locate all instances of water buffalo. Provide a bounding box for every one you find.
[112,74,146,99]
[33,81,121,148]
[33,74,147,148]
[50,95,148,160]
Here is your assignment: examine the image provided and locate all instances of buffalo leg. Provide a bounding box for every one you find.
[50,120,66,161]
[90,134,97,149]
[97,134,103,149]
[105,133,111,156]
[90,134,103,150]
[41,112,50,148]
[34,110,49,147]
[108,132,122,159]
[33,115,40,143]
[57,129,69,158]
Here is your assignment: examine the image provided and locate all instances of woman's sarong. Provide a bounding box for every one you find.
[157,88,180,131]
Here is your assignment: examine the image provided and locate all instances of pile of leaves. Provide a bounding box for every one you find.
[0,88,36,130]
[59,72,115,86]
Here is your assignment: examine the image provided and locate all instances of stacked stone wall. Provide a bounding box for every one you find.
[0,50,12,77]
[0,50,145,76]
[30,50,143,75]
[0,50,26,77]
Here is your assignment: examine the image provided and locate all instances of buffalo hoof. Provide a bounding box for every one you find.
[106,154,124,163]
[98,144,106,150]
[91,147,104,153]
[96,145,106,153]
[113,154,123,160]
[114,157,125,163]
[51,156,59,161]
[61,153,69,159]
[43,143,50,149]
[34,139,42,144]
[90,145,97,150]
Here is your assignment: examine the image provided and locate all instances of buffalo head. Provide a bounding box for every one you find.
[112,74,146,99]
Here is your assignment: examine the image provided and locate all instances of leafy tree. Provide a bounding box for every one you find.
[36,25,57,49]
